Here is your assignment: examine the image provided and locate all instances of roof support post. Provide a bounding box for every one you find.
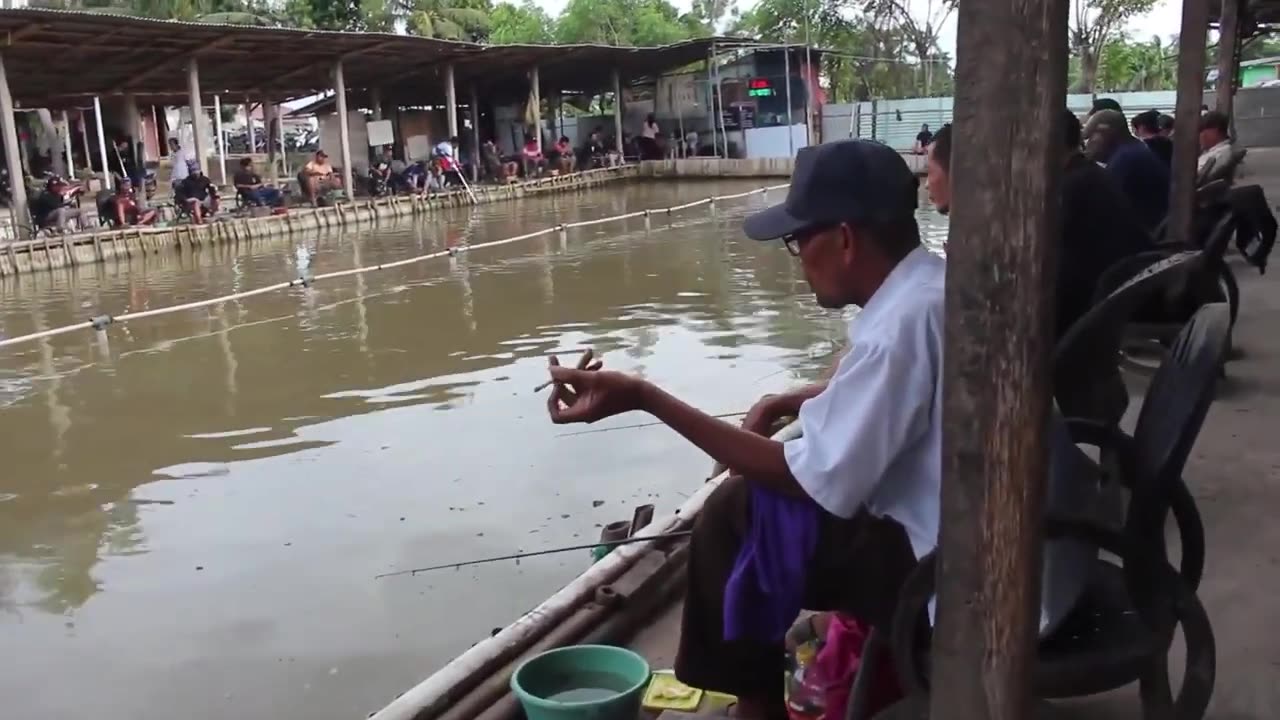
[333,59,355,202]
[1167,0,1211,247]
[277,102,289,178]
[92,95,112,191]
[530,65,542,152]
[245,99,256,155]
[0,52,28,238]
[371,87,384,122]
[928,0,1067,710]
[1216,0,1241,120]
[470,84,481,183]
[61,111,75,176]
[187,57,208,176]
[123,93,142,178]
[612,68,624,156]
[214,95,228,186]
[445,63,458,140]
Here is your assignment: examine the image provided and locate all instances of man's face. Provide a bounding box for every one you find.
[925,142,951,214]
[794,225,854,309]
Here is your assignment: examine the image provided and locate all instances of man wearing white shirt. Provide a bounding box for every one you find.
[543,141,938,717]
[167,137,194,189]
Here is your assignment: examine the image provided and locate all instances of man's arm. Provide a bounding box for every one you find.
[637,382,805,497]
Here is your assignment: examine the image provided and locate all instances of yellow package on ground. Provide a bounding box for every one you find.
[643,671,738,714]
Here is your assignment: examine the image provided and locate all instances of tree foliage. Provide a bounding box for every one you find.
[1069,0,1159,92]
[488,1,554,44]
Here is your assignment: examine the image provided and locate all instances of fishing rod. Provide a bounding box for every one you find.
[374,531,692,579]
[554,411,747,437]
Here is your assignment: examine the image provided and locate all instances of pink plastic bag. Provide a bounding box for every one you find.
[814,613,902,718]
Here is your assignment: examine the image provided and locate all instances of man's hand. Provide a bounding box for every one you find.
[545,351,643,424]
[741,394,787,436]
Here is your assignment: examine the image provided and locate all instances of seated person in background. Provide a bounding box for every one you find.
[684,130,699,158]
[1197,110,1240,186]
[1158,113,1175,137]
[929,112,1153,342]
[178,163,219,224]
[233,158,282,207]
[32,176,89,233]
[424,158,445,194]
[1131,109,1172,167]
[1089,96,1122,118]
[552,136,575,174]
[369,147,396,196]
[299,150,340,206]
[912,123,933,155]
[579,129,607,170]
[521,134,546,178]
[105,178,158,227]
[481,140,518,182]
[1084,109,1169,233]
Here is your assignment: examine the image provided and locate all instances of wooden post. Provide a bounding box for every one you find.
[0,51,29,238]
[445,63,459,140]
[245,99,256,154]
[1216,0,1241,119]
[186,58,208,176]
[928,0,1067,713]
[1168,0,1211,248]
[333,59,355,202]
[612,68,624,156]
[61,110,75,176]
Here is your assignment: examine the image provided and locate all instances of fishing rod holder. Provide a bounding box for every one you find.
[89,314,114,331]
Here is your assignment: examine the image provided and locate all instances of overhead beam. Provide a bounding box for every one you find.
[124,35,235,90]
[5,23,47,44]
[264,39,401,91]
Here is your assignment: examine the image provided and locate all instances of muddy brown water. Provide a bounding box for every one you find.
[0,179,947,720]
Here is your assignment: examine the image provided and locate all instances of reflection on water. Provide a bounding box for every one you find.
[0,180,947,720]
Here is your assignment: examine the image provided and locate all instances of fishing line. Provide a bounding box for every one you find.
[553,411,747,437]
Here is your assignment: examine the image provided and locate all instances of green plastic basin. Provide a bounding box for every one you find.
[510,644,652,720]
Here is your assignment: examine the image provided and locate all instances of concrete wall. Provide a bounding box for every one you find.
[1232,87,1280,147]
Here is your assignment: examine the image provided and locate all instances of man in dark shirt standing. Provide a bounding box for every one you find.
[912,123,933,154]
[1131,109,1173,167]
[927,110,1153,338]
[1085,109,1169,233]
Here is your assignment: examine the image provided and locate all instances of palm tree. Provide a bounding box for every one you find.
[401,0,490,40]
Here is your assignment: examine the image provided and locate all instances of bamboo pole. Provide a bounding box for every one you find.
[928,0,1067,713]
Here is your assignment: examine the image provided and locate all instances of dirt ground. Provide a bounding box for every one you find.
[631,148,1280,719]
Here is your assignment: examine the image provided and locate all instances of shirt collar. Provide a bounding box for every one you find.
[858,245,934,325]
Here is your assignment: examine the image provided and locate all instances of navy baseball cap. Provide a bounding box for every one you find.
[744,140,919,241]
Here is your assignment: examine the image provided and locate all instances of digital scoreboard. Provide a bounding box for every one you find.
[747,78,775,98]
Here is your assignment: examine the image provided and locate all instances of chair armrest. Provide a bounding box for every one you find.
[1063,418,1137,488]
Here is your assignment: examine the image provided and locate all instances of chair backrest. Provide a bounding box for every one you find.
[1055,251,1201,424]
[1125,304,1231,606]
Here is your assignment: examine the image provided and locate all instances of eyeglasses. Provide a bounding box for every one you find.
[782,225,832,256]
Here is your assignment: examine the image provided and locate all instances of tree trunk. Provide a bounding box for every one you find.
[1078,47,1099,93]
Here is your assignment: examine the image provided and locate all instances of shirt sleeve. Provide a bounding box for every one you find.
[783,341,935,518]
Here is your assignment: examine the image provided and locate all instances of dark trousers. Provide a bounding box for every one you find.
[674,476,916,702]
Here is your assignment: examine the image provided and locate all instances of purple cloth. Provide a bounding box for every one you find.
[723,485,821,642]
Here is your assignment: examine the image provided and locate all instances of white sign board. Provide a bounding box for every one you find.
[367,119,394,147]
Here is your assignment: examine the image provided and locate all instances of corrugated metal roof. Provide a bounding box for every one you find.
[0,8,771,107]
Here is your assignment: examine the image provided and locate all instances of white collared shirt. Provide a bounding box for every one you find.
[783,245,1094,635]
[784,245,945,560]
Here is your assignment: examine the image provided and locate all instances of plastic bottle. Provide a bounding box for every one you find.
[786,640,827,720]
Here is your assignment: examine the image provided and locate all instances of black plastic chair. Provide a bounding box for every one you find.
[1054,250,1200,428]
[849,304,1231,720]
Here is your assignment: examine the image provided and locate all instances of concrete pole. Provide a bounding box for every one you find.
[92,95,112,190]
[150,105,160,161]
[123,93,142,176]
[61,110,75,176]
[612,68,624,155]
[277,102,288,177]
[445,63,458,140]
[333,60,354,201]
[186,57,208,176]
[79,110,93,176]
[371,87,383,121]
[213,95,228,186]
[530,65,542,152]
[470,84,481,182]
[0,52,28,237]
[245,99,256,154]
